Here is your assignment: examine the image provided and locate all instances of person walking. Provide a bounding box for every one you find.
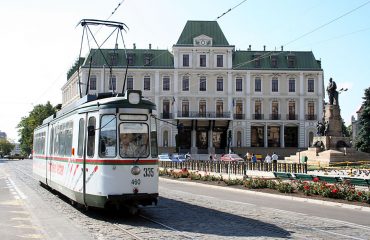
[265,153,272,163]
[251,153,257,163]
[271,152,278,163]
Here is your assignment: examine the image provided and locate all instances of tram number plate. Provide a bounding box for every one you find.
[131,179,141,185]
[143,168,154,177]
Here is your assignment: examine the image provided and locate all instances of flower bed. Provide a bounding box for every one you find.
[159,168,370,205]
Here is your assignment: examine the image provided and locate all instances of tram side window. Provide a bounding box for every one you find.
[49,127,54,155]
[77,118,84,157]
[34,132,46,155]
[65,121,73,156]
[150,116,158,157]
[87,117,96,157]
[99,115,117,157]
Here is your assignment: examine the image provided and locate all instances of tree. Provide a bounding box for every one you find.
[0,139,15,156]
[341,120,351,137]
[17,102,56,155]
[355,87,370,152]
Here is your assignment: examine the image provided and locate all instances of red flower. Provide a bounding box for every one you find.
[357,191,362,196]
[313,177,319,182]
[304,185,310,190]
[331,189,338,194]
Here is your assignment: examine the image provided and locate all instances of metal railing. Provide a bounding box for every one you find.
[159,160,307,175]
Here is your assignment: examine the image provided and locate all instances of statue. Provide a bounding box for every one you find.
[324,121,329,136]
[326,78,339,105]
[316,121,325,136]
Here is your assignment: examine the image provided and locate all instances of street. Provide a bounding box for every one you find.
[1,158,370,239]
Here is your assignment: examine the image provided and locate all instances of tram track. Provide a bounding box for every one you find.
[6,159,196,240]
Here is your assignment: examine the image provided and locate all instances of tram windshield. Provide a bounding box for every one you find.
[119,123,149,158]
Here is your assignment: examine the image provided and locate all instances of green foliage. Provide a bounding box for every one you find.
[0,139,15,155]
[17,102,56,155]
[355,87,370,152]
[341,120,351,137]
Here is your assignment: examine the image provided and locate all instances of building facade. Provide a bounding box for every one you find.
[62,21,324,155]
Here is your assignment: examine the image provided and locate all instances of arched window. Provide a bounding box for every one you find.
[163,130,169,147]
[237,131,242,147]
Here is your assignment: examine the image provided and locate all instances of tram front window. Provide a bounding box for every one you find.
[119,123,149,158]
[99,115,117,157]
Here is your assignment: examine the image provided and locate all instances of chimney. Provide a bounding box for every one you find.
[149,43,152,50]
[133,43,136,49]
[281,46,283,51]
[115,43,118,49]
[248,45,251,51]
[263,45,266,51]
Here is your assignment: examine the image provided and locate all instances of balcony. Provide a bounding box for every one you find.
[286,114,298,120]
[177,111,231,119]
[270,114,281,120]
[253,114,264,120]
[161,112,173,119]
[233,114,245,120]
[305,114,317,120]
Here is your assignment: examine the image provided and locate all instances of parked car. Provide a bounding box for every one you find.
[158,154,172,162]
[170,154,186,162]
[220,153,244,162]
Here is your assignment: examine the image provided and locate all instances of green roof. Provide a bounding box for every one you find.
[233,51,322,70]
[82,49,174,69]
[175,20,229,46]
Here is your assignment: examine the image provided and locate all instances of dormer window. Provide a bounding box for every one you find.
[127,54,134,65]
[109,52,118,66]
[271,55,278,68]
[253,54,261,68]
[144,54,151,66]
[288,55,296,68]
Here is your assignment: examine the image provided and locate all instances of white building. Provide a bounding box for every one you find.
[62,20,324,156]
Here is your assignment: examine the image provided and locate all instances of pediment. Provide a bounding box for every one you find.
[193,35,213,46]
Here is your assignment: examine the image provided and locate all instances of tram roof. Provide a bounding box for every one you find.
[42,91,156,125]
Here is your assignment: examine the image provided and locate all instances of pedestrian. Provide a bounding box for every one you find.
[244,151,251,161]
[251,153,257,163]
[265,153,272,163]
[271,152,278,163]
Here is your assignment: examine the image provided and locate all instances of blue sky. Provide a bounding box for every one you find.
[0,0,369,141]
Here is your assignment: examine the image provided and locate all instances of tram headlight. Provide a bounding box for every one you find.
[128,92,140,104]
[131,166,141,175]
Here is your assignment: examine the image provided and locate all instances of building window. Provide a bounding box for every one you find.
[288,78,295,92]
[216,55,223,67]
[200,54,206,67]
[182,100,189,117]
[268,126,280,147]
[89,75,97,90]
[127,54,134,65]
[127,76,133,90]
[163,76,170,91]
[271,55,278,68]
[216,77,223,91]
[288,101,296,120]
[254,101,262,120]
[236,78,242,92]
[216,101,223,117]
[109,75,116,91]
[255,78,261,92]
[110,53,117,66]
[199,100,206,117]
[306,101,316,120]
[288,55,296,68]
[163,130,168,147]
[183,54,189,67]
[272,78,278,92]
[182,76,189,91]
[271,101,279,120]
[253,54,261,68]
[308,78,314,92]
[144,76,150,90]
[235,101,243,119]
[162,100,170,119]
[199,76,206,91]
[144,54,151,66]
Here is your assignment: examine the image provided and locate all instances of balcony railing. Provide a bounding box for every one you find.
[233,114,245,120]
[286,114,298,120]
[253,114,264,120]
[161,112,173,119]
[177,111,231,118]
[270,114,281,120]
[305,114,317,120]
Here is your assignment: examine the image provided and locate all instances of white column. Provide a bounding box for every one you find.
[154,71,160,112]
[246,72,251,120]
[299,73,305,121]
[227,72,233,113]
[264,124,268,148]
[173,71,179,117]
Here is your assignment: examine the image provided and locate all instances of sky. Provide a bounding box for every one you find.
[0,0,369,142]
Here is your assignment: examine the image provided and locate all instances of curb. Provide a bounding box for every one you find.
[160,177,370,212]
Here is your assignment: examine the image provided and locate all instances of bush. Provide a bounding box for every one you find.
[276,182,295,193]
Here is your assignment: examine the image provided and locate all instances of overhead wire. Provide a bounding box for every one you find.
[215,0,248,20]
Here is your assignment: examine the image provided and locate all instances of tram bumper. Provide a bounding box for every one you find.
[107,193,158,207]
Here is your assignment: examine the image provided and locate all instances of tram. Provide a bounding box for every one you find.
[33,90,159,209]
